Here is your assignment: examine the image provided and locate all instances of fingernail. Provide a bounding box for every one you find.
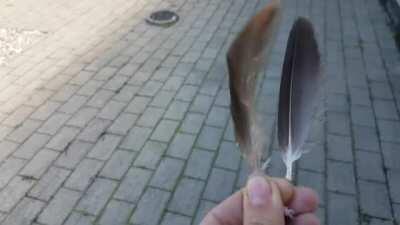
[247,176,271,207]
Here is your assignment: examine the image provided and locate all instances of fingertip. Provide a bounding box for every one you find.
[291,213,320,225]
[269,177,294,205]
[288,186,319,214]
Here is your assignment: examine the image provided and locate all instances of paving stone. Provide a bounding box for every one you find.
[66,107,99,128]
[378,120,400,143]
[160,213,191,225]
[168,178,205,216]
[327,111,350,135]
[190,95,214,114]
[173,63,194,77]
[130,188,171,225]
[113,85,139,102]
[199,80,220,96]
[297,170,325,206]
[55,141,93,169]
[166,133,196,159]
[175,85,198,102]
[103,75,129,91]
[215,89,230,107]
[108,113,137,135]
[1,197,45,225]
[64,212,94,225]
[138,81,163,96]
[114,167,152,203]
[203,168,236,201]
[150,119,179,142]
[196,126,223,150]
[69,70,94,85]
[328,193,358,225]
[151,67,173,81]
[120,126,152,151]
[193,200,216,225]
[327,160,356,194]
[164,100,190,120]
[77,80,104,96]
[136,107,164,127]
[351,105,376,127]
[388,170,400,203]
[128,71,151,85]
[381,142,400,170]
[0,176,35,212]
[237,160,251,188]
[97,100,126,120]
[134,141,167,170]
[51,85,79,102]
[326,94,349,113]
[98,200,134,225]
[37,113,70,135]
[359,180,392,218]
[125,96,151,114]
[180,113,205,134]
[353,125,380,151]
[206,106,230,128]
[86,89,114,108]
[93,67,118,80]
[13,133,51,159]
[370,81,393,99]
[0,126,13,141]
[356,151,386,182]
[7,119,42,143]
[150,91,175,109]
[327,134,353,162]
[87,134,121,160]
[64,158,103,191]
[78,119,111,142]
[0,157,26,189]
[2,106,34,127]
[58,95,88,114]
[20,149,59,179]
[29,167,70,201]
[76,178,117,215]
[30,101,61,121]
[150,157,185,190]
[215,141,241,170]
[224,120,235,141]
[394,204,400,222]
[46,126,80,151]
[38,188,81,225]
[373,100,399,120]
[100,150,136,179]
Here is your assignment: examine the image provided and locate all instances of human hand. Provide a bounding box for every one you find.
[200,175,319,225]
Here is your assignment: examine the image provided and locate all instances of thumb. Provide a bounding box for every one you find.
[243,176,285,225]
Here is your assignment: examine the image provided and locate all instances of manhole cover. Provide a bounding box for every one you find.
[146,10,179,27]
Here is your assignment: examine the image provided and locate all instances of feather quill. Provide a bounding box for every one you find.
[278,17,322,180]
[227,0,281,170]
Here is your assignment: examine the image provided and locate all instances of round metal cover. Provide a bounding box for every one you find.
[146,10,179,27]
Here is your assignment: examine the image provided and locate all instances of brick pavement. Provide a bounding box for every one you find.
[1,0,400,224]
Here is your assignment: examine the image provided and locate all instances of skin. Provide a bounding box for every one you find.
[200,176,319,225]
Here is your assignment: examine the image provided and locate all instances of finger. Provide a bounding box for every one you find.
[268,177,294,205]
[243,176,285,225]
[290,213,320,225]
[200,191,243,225]
[287,187,319,214]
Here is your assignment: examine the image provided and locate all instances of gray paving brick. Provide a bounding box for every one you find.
[168,178,205,216]
[194,200,216,225]
[327,160,356,194]
[297,170,325,206]
[185,71,206,86]
[150,119,179,142]
[114,167,152,203]
[100,150,136,179]
[150,157,185,190]
[29,167,70,201]
[161,213,191,225]
[189,95,214,114]
[215,141,241,170]
[38,188,81,225]
[98,200,134,225]
[203,168,236,201]
[328,193,358,225]
[55,141,93,169]
[1,197,45,225]
[69,70,94,85]
[113,85,139,102]
[97,100,126,120]
[394,204,400,223]
[224,120,235,141]
[164,100,190,120]
[370,81,393,99]
[359,180,392,218]
[0,176,35,212]
[66,107,99,128]
[128,71,151,85]
[58,95,88,114]
[118,63,140,76]
[199,80,220,96]
[77,80,104,96]
[327,134,353,162]
[196,126,223,150]
[86,89,114,108]
[356,151,386,182]
[378,120,400,143]
[20,149,59,179]
[2,106,34,127]
[0,157,26,189]
[107,113,137,135]
[351,105,376,127]
[46,126,80,151]
[130,188,171,225]
[134,141,167,169]
[180,113,206,134]
[38,113,70,135]
[166,133,196,159]
[76,178,117,215]
[52,85,79,102]
[13,133,51,159]
[175,85,198,102]
[215,89,230,107]
[65,158,103,191]
[150,90,175,108]
[206,106,230,128]
[87,134,121,161]
[78,119,111,142]
[381,142,400,170]
[151,67,173,82]
[93,67,118,80]
[237,160,251,188]
[103,75,129,91]
[137,107,164,127]
[30,101,61,121]
[7,119,42,143]
[327,111,350,135]
[139,81,163,96]
[0,126,13,141]
[125,96,151,114]
[388,170,400,203]
[353,125,380,151]
[373,100,399,120]
[64,212,94,225]
[173,63,194,77]
[326,94,349,113]
[119,126,152,151]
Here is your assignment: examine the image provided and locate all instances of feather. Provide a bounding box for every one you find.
[278,17,322,180]
[227,0,281,170]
